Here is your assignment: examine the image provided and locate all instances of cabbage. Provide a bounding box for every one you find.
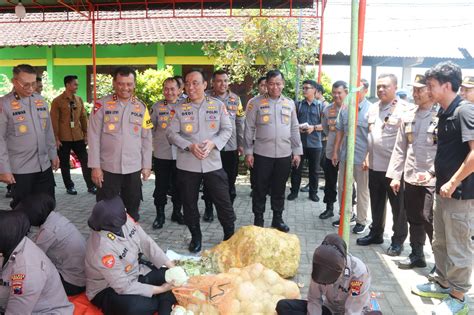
[165,266,188,287]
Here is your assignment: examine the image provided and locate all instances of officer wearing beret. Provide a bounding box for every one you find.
[276,233,374,315]
[0,64,59,209]
[244,69,303,232]
[167,70,236,253]
[88,66,153,222]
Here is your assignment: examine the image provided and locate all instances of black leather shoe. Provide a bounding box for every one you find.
[188,239,202,253]
[309,193,320,202]
[223,224,235,241]
[203,201,214,222]
[287,192,298,201]
[398,254,427,269]
[254,214,264,227]
[152,216,163,229]
[66,187,78,195]
[188,225,202,253]
[88,186,97,194]
[356,234,384,246]
[387,244,404,256]
[152,206,165,229]
[319,204,334,219]
[171,211,185,225]
[271,213,290,233]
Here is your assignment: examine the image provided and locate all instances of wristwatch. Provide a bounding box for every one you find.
[184,146,190,152]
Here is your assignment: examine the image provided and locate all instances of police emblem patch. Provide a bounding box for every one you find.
[185,124,193,133]
[102,255,115,269]
[350,280,363,296]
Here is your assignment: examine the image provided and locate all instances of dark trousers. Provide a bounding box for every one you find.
[252,154,291,214]
[322,157,338,204]
[96,171,142,222]
[276,299,331,315]
[202,150,239,204]
[152,157,181,208]
[404,182,434,247]
[60,274,85,296]
[10,167,55,209]
[290,147,321,195]
[58,140,94,190]
[92,267,176,315]
[368,169,408,245]
[177,168,236,227]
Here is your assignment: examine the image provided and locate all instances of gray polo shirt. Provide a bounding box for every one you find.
[322,103,342,160]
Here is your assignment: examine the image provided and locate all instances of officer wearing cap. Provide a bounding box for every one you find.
[0,64,59,209]
[85,196,176,315]
[244,69,303,233]
[460,76,474,102]
[386,74,437,270]
[167,70,236,253]
[201,70,245,222]
[276,233,373,315]
[88,66,153,222]
[357,74,412,257]
[150,77,185,230]
[0,211,74,314]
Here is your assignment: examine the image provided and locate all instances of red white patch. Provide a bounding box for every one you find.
[101,255,115,269]
[350,280,363,296]
[93,102,102,114]
[125,264,132,273]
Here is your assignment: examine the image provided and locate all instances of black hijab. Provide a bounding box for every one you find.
[14,193,56,226]
[311,233,348,284]
[88,196,127,236]
[0,210,30,266]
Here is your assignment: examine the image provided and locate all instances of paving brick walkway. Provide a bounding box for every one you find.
[1,170,472,314]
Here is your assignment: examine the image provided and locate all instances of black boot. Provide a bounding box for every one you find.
[399,245,426,269]
[188,225,202,253]
[203,200,214,222]
[319,203,334,219]
[152,205,165,229]
[254,213,264,227]
[171,204,185,225]
[223,224,235,241]
[271,212,290,233]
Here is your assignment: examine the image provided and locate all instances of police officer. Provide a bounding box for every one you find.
[202,70,245,222]
[0,64,59,209]
[88,66,153,222]
[244,70,303,232]
[276,233,374,315]
[319,81,347,220]
[150,77,185,230]
[167,70,236,253]
[0,210,74,314]
[287,79,323,202]
[386,75,437,270]
[15,193,87,295]
[357,74,411,257]
[85,196,176,315]
[50,75,96,195]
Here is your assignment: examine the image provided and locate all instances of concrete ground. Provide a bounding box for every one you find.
[0,169,473,314]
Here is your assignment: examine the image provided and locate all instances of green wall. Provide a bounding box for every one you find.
[52,66,88,101]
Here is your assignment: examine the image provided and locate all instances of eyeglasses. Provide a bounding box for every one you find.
[15,78,37,90]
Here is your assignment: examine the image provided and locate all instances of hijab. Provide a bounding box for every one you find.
[0,210,30,266]
[88,196,127,236]
[14,193,55,226]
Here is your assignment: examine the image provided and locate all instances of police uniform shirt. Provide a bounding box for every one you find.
[367,99,413,172]
[322,103,341,160]
[1,237,74,314]
[30,211,87,287]
[166,97,233,173]
[85,215,171,300]
[297,99,323,149]
[208,91,245,151]
[386,104,438,187]
[150,99,182,160]
[87,94,153,174]
[435,96,474,199]
[0,91,57,174]
[307,255,371,315]
[336,98,372,165]
[243,94,303,158]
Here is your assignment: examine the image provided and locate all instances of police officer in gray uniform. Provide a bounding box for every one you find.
[150,77,185,229]
[88,66,153,222]
[387,75,438,270]
[167,70,236,253]
[0,64,59,209]
[15,193,87,295]
[85,196,176,315]
[0,211,73,314]
[202,70,245,222]
[276,233,374,315]
[244,70,303,232]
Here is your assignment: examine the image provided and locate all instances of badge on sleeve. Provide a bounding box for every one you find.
[93,102,102,114]
[102,255,115,269]
[11,274,25,295]
[350,280,363,296]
